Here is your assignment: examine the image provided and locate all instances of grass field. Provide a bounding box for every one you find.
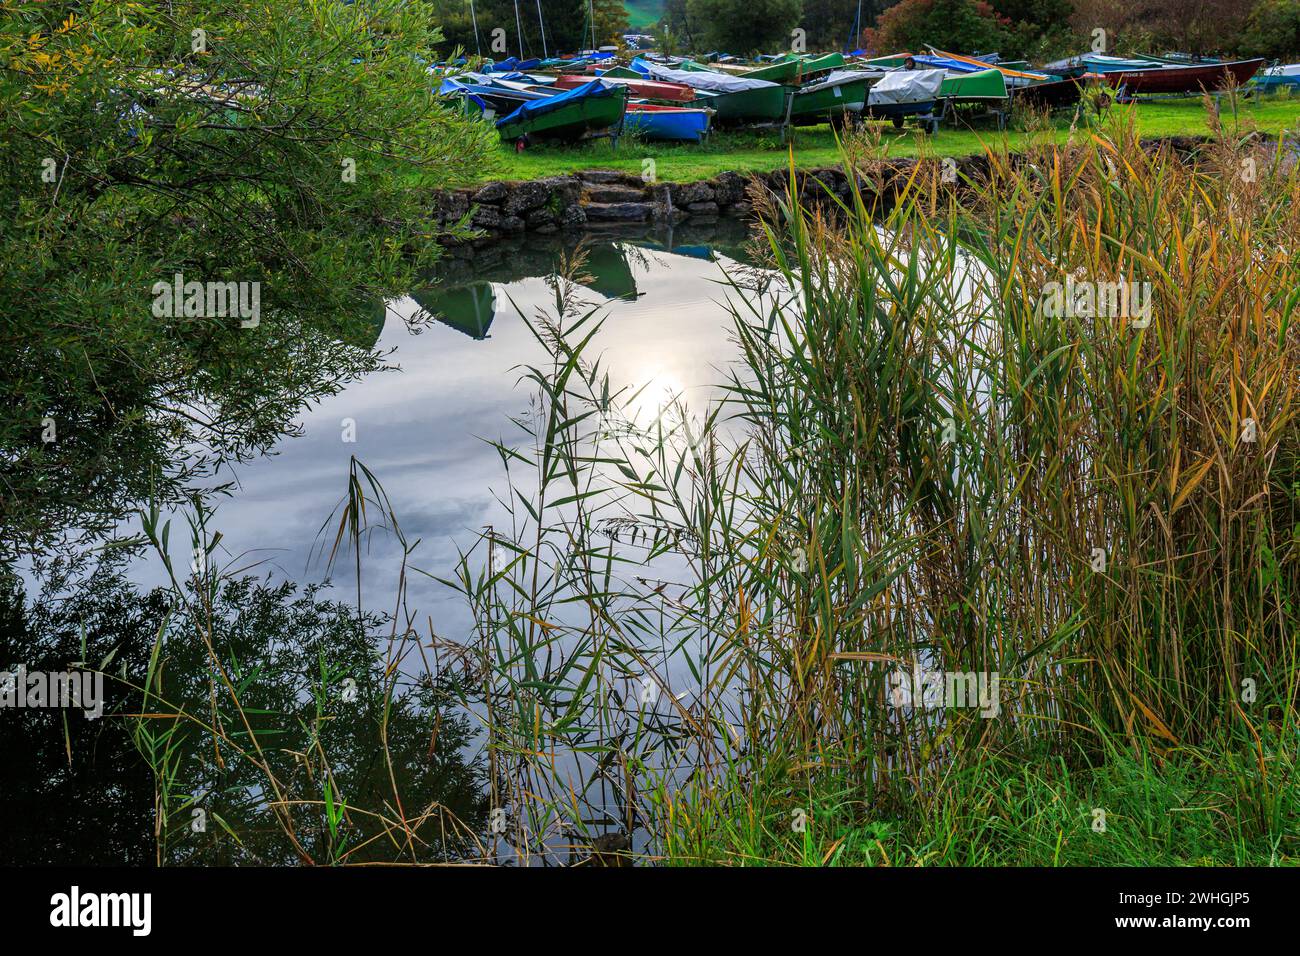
[463,93,1300,185]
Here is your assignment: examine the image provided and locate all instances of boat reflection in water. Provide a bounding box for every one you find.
[413,283,499,339]
[198,218,776,658]
[409,219,763,341]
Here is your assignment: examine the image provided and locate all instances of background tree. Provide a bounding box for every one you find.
[683,0,804,54]
[449,0,628,57]
[1131,0,1250,55]
[657,0,695,48]
[1069,0,1251,56]
[427,0,479,52]
[868,0,1012,55]
[593,0,634,45]
[802,0,899,50]
[1240,0,1300,59]
[989,0,1077,57]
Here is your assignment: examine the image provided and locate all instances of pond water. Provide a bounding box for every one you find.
[4,219,789,865]
[168,219,774,639]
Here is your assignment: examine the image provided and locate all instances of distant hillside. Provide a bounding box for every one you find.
[624,0,665,30]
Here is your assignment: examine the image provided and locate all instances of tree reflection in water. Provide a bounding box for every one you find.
[0,559,487,865]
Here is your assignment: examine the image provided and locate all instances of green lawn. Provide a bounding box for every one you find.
[463,93,1300,185]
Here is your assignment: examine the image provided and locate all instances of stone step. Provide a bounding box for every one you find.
[578,169,641,185]
[580,201,654,223]
[583,184,648,204]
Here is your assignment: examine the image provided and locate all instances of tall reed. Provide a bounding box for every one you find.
[441,117,1300,861]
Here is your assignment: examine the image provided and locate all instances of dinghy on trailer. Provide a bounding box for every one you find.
[864,68,946,130]
[787,70,880,124]
[1099,57,1264,95]
[926,48,1085,109]
[934,66,1009,104]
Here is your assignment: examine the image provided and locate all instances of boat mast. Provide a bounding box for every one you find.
[513,0,524,58]
[469,0,480,56]
[590,0,596,51]
[535,0,548,58]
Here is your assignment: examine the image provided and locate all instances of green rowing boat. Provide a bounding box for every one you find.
[772,51,847,77]
[938,67,1008,101]
[640,62,790,125]
[856,53,913,69]
[788,73,873,122]
[496,84,629,142]
[797,52,846,77]
[693,84,790,124]
[731,59,802,83]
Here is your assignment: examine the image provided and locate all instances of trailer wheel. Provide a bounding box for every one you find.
[892,115,904,130]
[514,136,529,153]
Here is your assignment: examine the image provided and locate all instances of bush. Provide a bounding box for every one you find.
[867,0,1013,55]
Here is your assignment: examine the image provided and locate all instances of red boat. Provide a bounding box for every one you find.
[1102,58,1264,95]
[552,73,697,103]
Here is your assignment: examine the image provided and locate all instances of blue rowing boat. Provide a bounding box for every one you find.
[624,104,712,141]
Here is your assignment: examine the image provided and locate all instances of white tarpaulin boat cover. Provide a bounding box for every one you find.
[1265,63,1300,77]
[801,69,887,92]
[867,68,945,106]
[643,62,781,92]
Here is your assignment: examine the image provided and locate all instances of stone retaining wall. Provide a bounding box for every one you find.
[430,135,1241,246]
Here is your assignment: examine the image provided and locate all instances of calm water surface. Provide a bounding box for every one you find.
[5,221,784,864]
[173,220,774,639]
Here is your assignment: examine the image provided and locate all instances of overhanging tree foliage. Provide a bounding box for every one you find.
[1,0,494,557]
[1240,0,1300,58]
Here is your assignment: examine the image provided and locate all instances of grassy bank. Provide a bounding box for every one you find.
[663,737,1296,865]
[467,93,1300,184]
